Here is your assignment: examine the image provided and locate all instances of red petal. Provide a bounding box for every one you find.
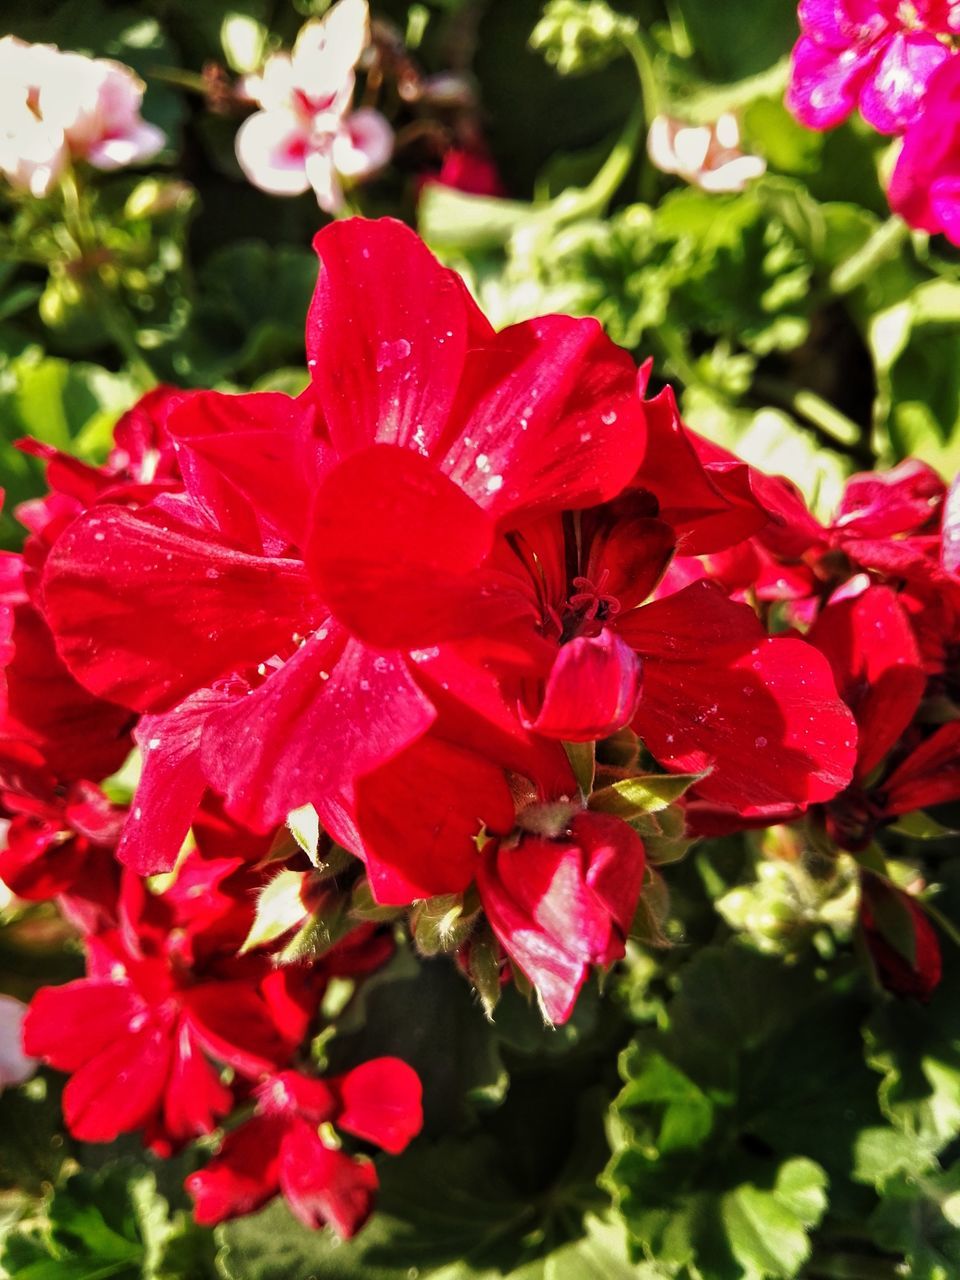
[187,1114,284,1226]
[635,387,768,554]
[308,218,486,456]
[182,981,301,1078]
[477,846,587,1025]
[807,586,924,778]
[42,505,318,712]
[279,1121,379,1237]
[3,602,132,782]
[168,390,330,548]
[942,472,960,576]
[335,1058,423,1154]
[531,630,642,742]
[348,735,516,904]
[882,722,960,815]
[442,316,646,520]
[118,691,228,874]
[306,445,532,649]
[835,459,945,539]
[163,1022,234,1144]
[0,818,89,901]
[200,625,435,830]
[62,1019,173,1141]
[575,810,647,941]
[23,980,144,1070]
[619,581,857,812]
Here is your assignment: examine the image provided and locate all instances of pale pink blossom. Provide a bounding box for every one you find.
[0,35,163,197]
[0,994,36,1092]
[647,113,766,192]
[234,0,393,211]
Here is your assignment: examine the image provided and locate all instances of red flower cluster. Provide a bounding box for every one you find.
[661,426,960,997]
[2,217,953,1235]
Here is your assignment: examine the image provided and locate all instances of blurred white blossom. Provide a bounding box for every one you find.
[647,112,765,193]
[235,0,393,211]
[0,994,36,1092]
[0,35,164,198]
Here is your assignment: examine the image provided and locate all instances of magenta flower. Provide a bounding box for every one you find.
[787,0,957,134]
[889,54,960,241]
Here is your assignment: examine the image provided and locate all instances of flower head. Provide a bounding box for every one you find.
[0,36,163,196]
[647,113,766,192]
[235,0,393,211]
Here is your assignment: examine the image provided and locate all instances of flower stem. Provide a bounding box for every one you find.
[58,168,157,388]
[829,215,910,295]
[752,375,864,450]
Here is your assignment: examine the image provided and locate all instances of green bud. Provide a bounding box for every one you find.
[530,0,638,77]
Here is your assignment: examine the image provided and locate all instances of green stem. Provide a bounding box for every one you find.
[752,375,864,450]
[533,23,658,230]
[58,168,157,388]
[829,215,910,295]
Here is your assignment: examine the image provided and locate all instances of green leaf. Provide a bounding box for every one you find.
[590,772,704,819]
[868,1162,960,1280]
[0,1163,214,1280]
[605,943,904,1272]
[239,869,310,954]
[286,803,320,864]
[887,811,959,841]
[326,953,509,1129]
[564,741,596,796]
[0,354,137,547]
[864,863,960,1168]
[177,242,317,384]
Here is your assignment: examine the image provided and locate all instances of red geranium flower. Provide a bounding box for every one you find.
[41,217,644,903]
[477,809,646,1023]
[22,849,328,1150]
[187,1058,423,1235]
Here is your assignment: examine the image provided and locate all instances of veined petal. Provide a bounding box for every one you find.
[531,630,642,742]
[335,1058,423,1154]
[118,691,230,874]
[42,505,319,712]
[443,316,646,520]
[201,624,436,831]
[187,1115,284,1226]
[619,581,858,812]
[168,390,331,548]
[349,735,516,904]
[279,1120,379,1237]
[807,586,924,778]
[307,218,489,456]
[306,444,533,649]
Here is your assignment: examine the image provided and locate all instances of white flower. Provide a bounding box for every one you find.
[234,0,393,211]
[0,994,36,1092]
[647,112,766,193]
[0,35,164,197]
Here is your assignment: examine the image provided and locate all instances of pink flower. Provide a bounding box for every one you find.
[0,994,36,1092]
[235,0,393,211]
[787,0,957,134]
[889,54,960,241]
[477,810,646,1023]
[186,1059,423,1235]
[0,36,163,196]
[647,113,766,192]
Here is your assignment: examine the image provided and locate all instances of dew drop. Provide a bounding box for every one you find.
[486,474,504,493]
[376,338,411,371]
[600,410,618,425]
[754,735,768,749]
